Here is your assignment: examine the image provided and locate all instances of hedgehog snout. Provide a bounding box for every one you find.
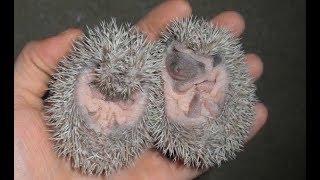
[163,40,229,122]
[165,42,223,93]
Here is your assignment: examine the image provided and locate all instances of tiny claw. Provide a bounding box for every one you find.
[204,100,219,118]
[186,93,202,118]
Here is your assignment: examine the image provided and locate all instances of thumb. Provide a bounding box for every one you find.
[14,28,82,108]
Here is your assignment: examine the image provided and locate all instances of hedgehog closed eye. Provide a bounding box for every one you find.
[43,16,257,175]
[151,17,257,169]
[212,53,222,67]
[164,46,227,120]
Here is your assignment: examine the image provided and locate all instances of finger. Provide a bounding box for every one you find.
[16,28,82,75]
[247,103,268,141]
[210,12,264,81]
[14,28,82,105]
[136,0,192,41]
[245,53,264,81]
[210,11,245,37]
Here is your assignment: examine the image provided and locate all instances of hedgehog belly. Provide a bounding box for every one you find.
[44,19,163,176]
[76,70,147,133]
[162,64,229,125]
[151,17,257,169]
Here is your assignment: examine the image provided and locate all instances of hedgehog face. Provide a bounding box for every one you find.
[163,41,229,123]
[152,18,256,169]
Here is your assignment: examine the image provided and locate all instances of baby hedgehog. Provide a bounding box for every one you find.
[150,17,257,169]
[44,19,163,175]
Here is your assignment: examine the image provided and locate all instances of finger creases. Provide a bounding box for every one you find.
[14,28,82,98]
[136,0,192,41]
[22,28,82,75]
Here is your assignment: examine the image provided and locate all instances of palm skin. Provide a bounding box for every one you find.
[14,1,268,180]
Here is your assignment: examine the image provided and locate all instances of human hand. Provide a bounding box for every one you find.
[14,1,268,179]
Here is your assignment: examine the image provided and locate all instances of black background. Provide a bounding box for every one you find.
[14,0,306,179]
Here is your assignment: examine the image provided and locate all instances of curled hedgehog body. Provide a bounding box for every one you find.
[45,17,258,175]
[44,19,163,175]
[150,17,257,169]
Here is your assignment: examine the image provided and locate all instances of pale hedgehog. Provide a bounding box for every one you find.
[45,16,257,175]
[149,17,257,169]
[44,19,164,175]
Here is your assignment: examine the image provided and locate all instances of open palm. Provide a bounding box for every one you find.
[14,1,267,179]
